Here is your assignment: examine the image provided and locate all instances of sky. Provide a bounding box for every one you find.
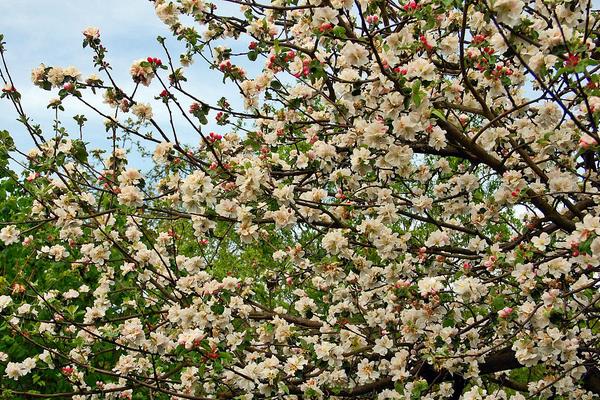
[0,0,247,169]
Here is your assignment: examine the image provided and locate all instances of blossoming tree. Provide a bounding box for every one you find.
[0,0,599,398]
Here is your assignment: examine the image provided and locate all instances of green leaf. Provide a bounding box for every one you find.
[0,130,15,151]
[211,303,225,315]
[492,295,505,311]
[71,140,88,164]
[411,80,424,107]
[332,26,346,38]
[411,380,428,400]
[213,360,223,373]
[430,108,446,121]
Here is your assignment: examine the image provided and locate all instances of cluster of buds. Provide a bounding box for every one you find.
[218,60,245,78]
[11,283,26,294]
[470,34,495,58]
[205,346,220,360]
[394,279,411,289]
[571,242,581,257]
[283,50,296,62]
[219,99,230,109]
[287,243,305,259]
[189,102,201,114]
[221,181,236,191]
[22,236,33,247]
[483,47,495,55]
[119,98,130,112]
[308,134,319,144]
[419,35,433,52]
[218,60,233,72]
[167,228,178,239]
[248,41,258,50]
[146,57,163,66]
[1,83,16,93]
[98,172,117,191]
[208,131,222,143]
[159,89,170,99]
[579,133,598,149]
[26,172,40,182]
[366,15,380,24]
[471,52,494,70]
[97,171,113,183]
[403,0,421,11]
[292,59,312,78]
[267,54,282,72]
[215,111,228,124]
[472,34,487,45]
[61,366,74,376]
[209,162,222,170]
[259,145,270,160]
[186,337,203,349]
[417,246,427,261]
[319,22,334,32]
[458,114,470,126]
[483,255,497,271]
[565,53,580,68]
[335,188,346,200]
[490,63,514,79]
[498,306,513,319]
[267,52,297,73]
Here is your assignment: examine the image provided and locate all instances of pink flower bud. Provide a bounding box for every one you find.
[498,307,513,319]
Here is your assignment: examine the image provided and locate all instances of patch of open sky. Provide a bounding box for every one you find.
[0,0,261,174]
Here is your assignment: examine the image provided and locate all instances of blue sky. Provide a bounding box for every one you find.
[0,0,248,169]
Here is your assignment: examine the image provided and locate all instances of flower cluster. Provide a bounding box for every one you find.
[0,0,599,399]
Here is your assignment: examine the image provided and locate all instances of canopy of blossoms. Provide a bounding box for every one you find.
[0,0,599,399]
